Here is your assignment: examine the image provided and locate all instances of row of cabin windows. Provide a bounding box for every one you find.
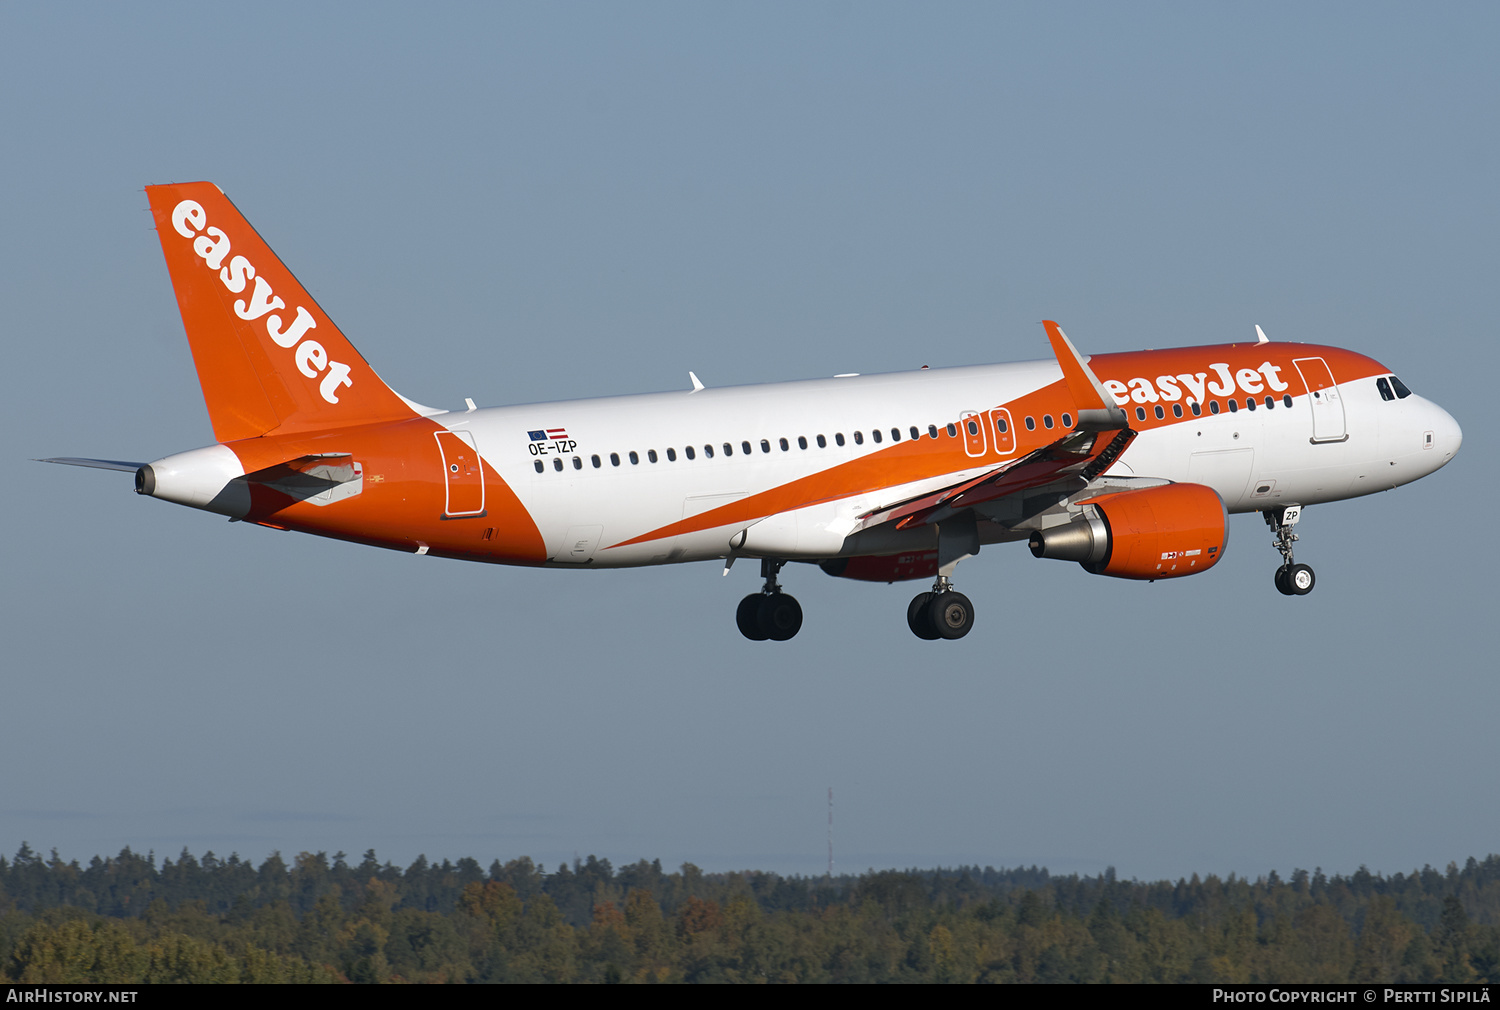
[1123,394,1298,423]
[532,422,965,474]
[529,396,1305,474]
[1019,413,1074,432]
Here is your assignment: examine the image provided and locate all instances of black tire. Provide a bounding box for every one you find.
[737,594,769,640]
[758,593,803,641]
[1288,563,1315,596]
[1274,565,1294,596]
[907,592,940,640]
[927,591,975,640]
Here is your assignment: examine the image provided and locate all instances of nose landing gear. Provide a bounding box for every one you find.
[1265,505,1315,596]
[735,559,804,641]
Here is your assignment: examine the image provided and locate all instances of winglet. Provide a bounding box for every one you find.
[1255,324,1269,344]
[1042,320,1128,431]
[689,371,705,393]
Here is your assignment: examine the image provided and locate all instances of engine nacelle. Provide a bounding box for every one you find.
[820,551,939,583]
[1029,483,1227,580]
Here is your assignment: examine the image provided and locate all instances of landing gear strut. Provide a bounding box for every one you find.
[1265,505,1315,596]
[907,576,974,640]
[736,559,803,641]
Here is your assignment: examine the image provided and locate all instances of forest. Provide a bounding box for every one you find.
[1,844,1496,983]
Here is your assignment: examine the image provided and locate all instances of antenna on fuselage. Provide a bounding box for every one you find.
[1255,325,1270,344]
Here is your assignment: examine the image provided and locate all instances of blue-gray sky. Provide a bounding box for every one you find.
[2,2,1494,882]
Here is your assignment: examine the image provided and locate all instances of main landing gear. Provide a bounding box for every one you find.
[907,514,980,640]
[736,559,804,641]
[907,577,975,640]
[1265,505,1315,596]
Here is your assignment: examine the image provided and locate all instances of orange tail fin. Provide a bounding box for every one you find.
[146,182,418,442]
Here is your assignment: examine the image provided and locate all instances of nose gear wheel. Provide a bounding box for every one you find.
[1265,506,1315,597]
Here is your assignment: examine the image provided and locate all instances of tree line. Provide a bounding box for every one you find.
[1,844,1496,983]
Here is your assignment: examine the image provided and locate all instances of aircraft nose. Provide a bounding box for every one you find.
[1425,400,1461,469]
[1443,407,1461,457]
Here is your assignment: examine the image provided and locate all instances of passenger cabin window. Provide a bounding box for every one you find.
[1210,401,1221,415]
[1228,399,1238,413]
[995,416,1008,433]
[610,452,620,466]
[553,457,563,471]
[1246,398,1256,411]
[573,456,582,469]
[946,423,957,437]
[854,431,864,444]
[534,460,544,473]
[1264,396,1274,409]
[1282,394,1292,407]
[1191,402,1202,416]
[647,449,658,462]
[966,420,978,436]
[704,444,714,458]
[1135,406,1146,421]
[685,445,695,460]
[1025,416,1036,430]
[591,454,601,468]
[1043,415,1054,429]
[1172,404,1182,418]
[816,434,826,448]
[1061,413,1072,428]
[779,438,789,451]
[723,442,733,456]
[761,439,770,453]
[928,425,939,439]
[1154,405,1164,419]
[629,451,639,464]
[742,441,752,455]
[798,436,808,449]
[909,426,920,440]
[871,429,882,443]
[891,428,901,441]
[835,433,845,446]
[666,448,677,461]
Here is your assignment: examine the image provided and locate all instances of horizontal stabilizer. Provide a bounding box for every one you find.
[239,454,358,503]
[36,457,146,472]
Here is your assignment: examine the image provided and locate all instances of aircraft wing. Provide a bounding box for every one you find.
[854,425,1136,533]
[855,319,1137,533]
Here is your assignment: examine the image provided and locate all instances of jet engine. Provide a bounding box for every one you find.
[1028,483,1228,580]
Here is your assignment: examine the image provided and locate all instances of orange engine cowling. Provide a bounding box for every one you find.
[820,550,939,583]
[1028,483,1228,580]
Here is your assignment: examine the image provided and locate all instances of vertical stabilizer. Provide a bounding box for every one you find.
[146,182,417,442]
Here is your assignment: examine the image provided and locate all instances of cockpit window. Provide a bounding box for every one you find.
[1377,377,1394,401]
[1390,375,1412,399]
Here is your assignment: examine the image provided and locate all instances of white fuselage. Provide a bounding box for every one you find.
[434,351,1459,568]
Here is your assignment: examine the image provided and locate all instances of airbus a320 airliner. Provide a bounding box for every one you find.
[44,182,1462,641]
